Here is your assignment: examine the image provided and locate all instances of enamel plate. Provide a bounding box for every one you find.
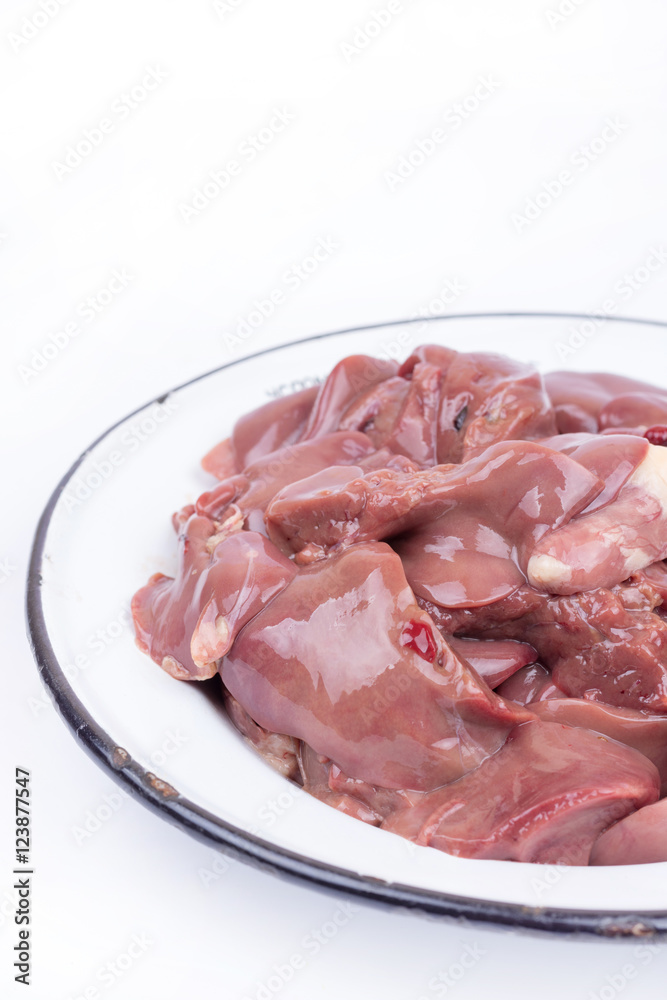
[27,314,667,937]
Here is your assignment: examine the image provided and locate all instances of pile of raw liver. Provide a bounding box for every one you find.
[132,346,667,866]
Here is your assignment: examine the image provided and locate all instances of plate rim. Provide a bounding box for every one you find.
[26,311,667,939]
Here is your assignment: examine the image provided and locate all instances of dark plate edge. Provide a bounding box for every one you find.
[25,311,667,940]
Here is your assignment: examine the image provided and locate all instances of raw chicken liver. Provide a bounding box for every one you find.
[382,720,659,865]
[221,542,528,791]
[132,343,667,866]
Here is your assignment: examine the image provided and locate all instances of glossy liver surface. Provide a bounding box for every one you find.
[133,346,667,866]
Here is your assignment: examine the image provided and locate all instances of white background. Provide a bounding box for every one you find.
[3,1,667,997]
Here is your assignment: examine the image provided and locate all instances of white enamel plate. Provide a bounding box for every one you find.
[27,314,667,937]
